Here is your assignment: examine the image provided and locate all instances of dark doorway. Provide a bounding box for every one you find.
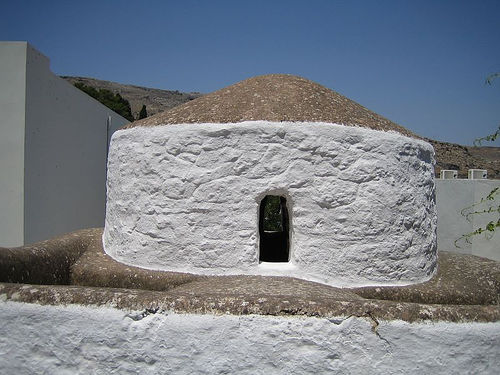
[259,195,290,262]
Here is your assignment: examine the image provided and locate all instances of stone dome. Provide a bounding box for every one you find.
[125,74,415,138]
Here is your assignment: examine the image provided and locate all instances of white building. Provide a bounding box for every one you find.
[103,74,438,287]
[0,42,128,246]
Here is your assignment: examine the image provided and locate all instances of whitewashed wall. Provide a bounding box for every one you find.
[104,121,437,287]
[0,42,129,246]
[436,179,500,261]
[0,302,498,374]
[23,44,129,244]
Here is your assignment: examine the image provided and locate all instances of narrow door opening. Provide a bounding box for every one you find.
[259,195,290,262]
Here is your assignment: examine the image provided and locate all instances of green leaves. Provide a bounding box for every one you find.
[262,196,283,232]
[456,187,500,248]
[457,73,500,246]
[474,125,500,146]
[73,82,134,121]
[486,220,499,232]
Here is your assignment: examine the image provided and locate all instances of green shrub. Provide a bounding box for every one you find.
[74,82,134,121]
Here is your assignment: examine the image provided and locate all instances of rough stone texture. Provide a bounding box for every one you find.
[0,229,499,323]
[64,74,500,179]
[1,280,499,324]
[352,251,500,305]
[75,230,500,307]
[104,121,437,287]
[126,74,415,138]
[0,228,97,285]
[62,74,500,180]
[72,229,199,291]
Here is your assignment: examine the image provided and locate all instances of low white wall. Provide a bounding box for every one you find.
[104,121,437,287]
[0,302,498,374]
[436,179,500,261]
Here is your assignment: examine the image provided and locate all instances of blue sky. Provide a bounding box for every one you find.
[1,0,499,146]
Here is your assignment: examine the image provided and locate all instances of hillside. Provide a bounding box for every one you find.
[63,76,499,179]
[62,76,202,120]
[427,139,500,179]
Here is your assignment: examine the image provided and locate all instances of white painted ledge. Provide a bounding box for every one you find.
[1,302,498,374]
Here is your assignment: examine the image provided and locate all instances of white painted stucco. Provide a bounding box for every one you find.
[104,121,437,287]
[0,42,129,246]
[0,301,498,374]
[436,179,500,261]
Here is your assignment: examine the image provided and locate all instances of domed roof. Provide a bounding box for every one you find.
[125,74,415,137]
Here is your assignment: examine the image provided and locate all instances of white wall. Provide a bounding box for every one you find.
[436,179,500,261]
[0,42,27,246]
[1,302,498,374]
[0,42,129,246]
[23,44,128,244]
[104,122,437,287]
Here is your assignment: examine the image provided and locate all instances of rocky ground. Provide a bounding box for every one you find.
[62,76,499,179]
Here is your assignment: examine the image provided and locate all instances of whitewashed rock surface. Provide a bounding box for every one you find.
[104,121,437,287]
[0,302,498,374]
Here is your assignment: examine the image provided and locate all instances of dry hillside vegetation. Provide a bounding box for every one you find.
[62,76,202,119]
